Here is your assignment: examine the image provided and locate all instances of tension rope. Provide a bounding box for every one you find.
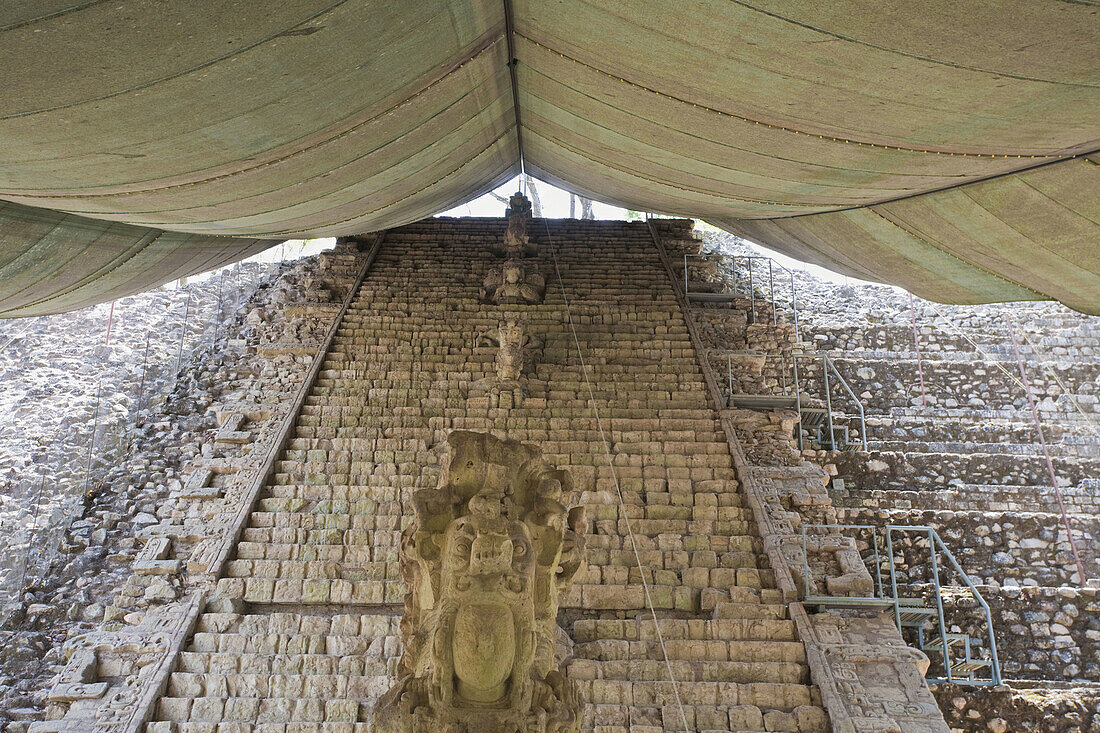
[541,216,691,732]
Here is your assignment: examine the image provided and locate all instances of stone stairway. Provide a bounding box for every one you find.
[148,218,827,731]
[572,609,827,732]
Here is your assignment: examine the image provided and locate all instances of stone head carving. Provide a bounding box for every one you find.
[372,431,586,733]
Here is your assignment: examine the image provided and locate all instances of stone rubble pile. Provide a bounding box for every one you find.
[0,252,354,730]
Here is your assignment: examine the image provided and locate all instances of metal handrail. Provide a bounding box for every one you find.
[711,350,868,451]
[682,252,800,342]
[800,522,1001,686]
[793,353,868,451]
[887,525,1002,686]
[682,251,864,450]
[709,350,798,401]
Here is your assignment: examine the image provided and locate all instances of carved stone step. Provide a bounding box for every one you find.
[576,680,820,711]
[574,618,799,643]
[571,658,809,685]
[573,638,806,664]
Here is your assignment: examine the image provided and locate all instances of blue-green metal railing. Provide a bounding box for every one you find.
[800,522,1001,686]
[793,353,867,451]
[682,252,800,341]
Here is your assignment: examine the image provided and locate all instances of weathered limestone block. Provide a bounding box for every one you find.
[214,413,250,445]
[177,467,219,500]
[372,431,586,733]
[132,536,180,576]
[800,613,949,733]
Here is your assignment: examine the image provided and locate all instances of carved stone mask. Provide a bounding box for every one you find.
[372,431,586,732]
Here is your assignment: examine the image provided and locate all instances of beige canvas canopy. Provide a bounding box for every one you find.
[1,0,1097,316]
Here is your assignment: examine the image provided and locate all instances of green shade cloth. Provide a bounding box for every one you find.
[1,0,1097,315]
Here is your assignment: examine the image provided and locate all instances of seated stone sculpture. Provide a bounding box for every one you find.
[470,319,543,408]
[372,431,586,733]
[481,259,546,305]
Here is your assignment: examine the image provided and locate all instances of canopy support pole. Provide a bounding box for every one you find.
[503,0,526,178]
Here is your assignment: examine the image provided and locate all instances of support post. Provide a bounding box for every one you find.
[823,356,835,449]
[769,260,776,328]
[747,258,755,324]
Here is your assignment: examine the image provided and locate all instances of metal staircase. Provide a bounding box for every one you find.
[716,349,868,451]
[681,252,800,333]
[679,246,868,451]
[799,523,1001,686]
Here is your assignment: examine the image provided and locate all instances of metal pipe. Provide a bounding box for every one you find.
[1006,314,1087,583]
[769,260,776,328]
[928,527,953,682]
[827,356,868,450]
[823,356,835,449]
[790,271,800,343]
[747,258,756,324]
[502,0,526,174]
[871,526,884,599]
[931,528,1001,684]
[793,354,803,450]
[887,528,901,631]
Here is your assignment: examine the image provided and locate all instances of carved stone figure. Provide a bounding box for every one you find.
[490,192,537,258]
[505,191,533,219]
[475,320,542,377]
[495,319,526,382]
[372,431,586,733]
[481,260,546,305]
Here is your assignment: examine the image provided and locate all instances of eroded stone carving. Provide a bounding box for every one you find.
[505,191,533,219]
[481,259,546,305]
[34,596,202,733]
[785,533,875,597]
[803,614,949,733]
[372,431,586,733]
[496,319,528,382]
[505,192,536,258]
[471,319,544,408]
